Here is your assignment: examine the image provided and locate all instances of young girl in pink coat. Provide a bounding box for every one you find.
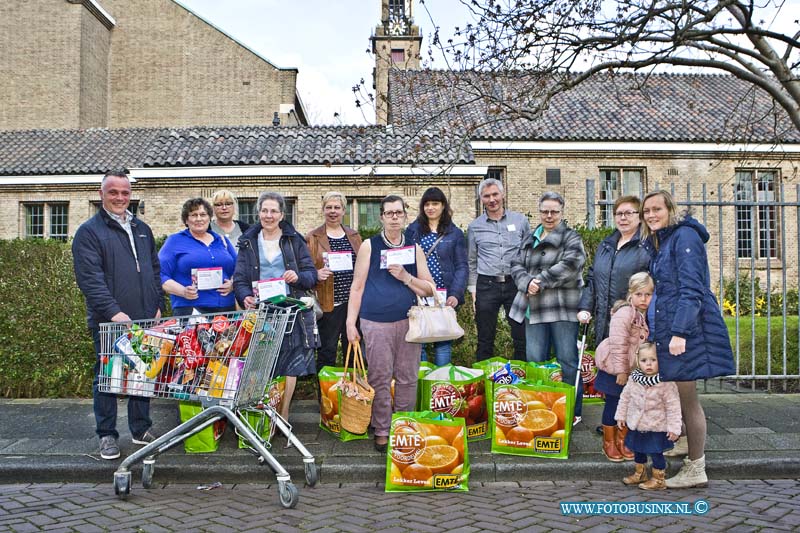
[594,272,653,461]
[616,342,682,490]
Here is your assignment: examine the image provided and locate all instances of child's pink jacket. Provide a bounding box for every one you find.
[595,305,648,375]
[615,379,682,435]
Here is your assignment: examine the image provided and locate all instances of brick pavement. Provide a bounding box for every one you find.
[1,479,798,532]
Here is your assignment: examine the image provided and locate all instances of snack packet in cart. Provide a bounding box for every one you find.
[490,380,575,459]
[318,366,369,441]
[385,411,468,493]
[419,365,488,441]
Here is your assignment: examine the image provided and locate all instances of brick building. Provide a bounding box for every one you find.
[0,0,307,130]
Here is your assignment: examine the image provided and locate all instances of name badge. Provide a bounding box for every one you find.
[507,224,516,232]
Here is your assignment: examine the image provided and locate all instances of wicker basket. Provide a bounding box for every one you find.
[339,343,374,435]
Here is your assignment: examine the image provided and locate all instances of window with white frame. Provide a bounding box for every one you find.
[24,203,69,240]
[599,168,645,226]
[735,169,779,259]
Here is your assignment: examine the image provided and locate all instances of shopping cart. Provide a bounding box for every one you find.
[98,299,318,508]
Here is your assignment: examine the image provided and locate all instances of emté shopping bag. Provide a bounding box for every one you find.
[580,349,604,404]
[385,411,468,493]
[318,366,368,442]
[419,365,488,441]
[237,376,285,449]
[527,358,562,383]
[178,401,226,453]
[490,380,575,459]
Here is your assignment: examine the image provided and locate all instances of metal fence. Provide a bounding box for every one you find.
[587,179,800,391]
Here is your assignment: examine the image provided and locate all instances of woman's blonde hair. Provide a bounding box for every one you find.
[627,272,654,298]
[211,190,237,206]
[322,191,347,209]
[640,190,679,243]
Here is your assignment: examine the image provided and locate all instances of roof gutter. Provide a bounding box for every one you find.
[129,164,487,179]
[0,174,116,186]
[471,140,800,153]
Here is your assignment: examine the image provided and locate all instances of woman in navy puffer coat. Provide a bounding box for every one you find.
[641,190,734,489]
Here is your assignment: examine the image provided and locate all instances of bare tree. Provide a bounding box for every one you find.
[423,0,799,133]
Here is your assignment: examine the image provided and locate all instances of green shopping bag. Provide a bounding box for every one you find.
[385,411,468,492]
[237,376,285,449]
[179,401,226,453]
[490,379,575,459]
[527,358,562,383]
[419,364,488,441]
[318,365,368,441]
[472,357,531,404]
[416,361,435,409]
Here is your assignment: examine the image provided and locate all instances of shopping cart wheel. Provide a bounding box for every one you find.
[304,462,318,487]
[277,481,299,509]
[141,461,155,489]
[113,471,131,500]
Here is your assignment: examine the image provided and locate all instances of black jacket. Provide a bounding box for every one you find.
[578,228,650,344]
[72,210,164,329]
[405,220,469,305]
[233,221,318,307]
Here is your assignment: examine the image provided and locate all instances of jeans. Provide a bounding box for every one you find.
[525,320,583,417]
[92,328,151,440]
[420,341,452,366]
[475,276,526,361]
[635,451,666,470]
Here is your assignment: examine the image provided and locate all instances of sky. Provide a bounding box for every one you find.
[177,0,800,127]
[178,0,468,126]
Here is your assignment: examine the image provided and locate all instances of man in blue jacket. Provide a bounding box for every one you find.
[73,171,164,460]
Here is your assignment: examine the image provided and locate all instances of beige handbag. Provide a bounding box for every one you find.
[405,280,465,343]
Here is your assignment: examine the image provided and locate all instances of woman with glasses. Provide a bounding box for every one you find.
[233,192,319,428]
[577,195,651,460]
[509,191,586,422]
[159,198,237,316]
[210,190,249,243]
[404,187,468,366]
[346,195,434,452]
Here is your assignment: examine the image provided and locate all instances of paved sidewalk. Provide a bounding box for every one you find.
[1,392,798,488]
[2,480,799,532]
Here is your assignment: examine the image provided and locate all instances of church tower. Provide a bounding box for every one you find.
[371,0,422,125]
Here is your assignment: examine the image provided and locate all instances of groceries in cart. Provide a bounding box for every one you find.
[99,310,260,401]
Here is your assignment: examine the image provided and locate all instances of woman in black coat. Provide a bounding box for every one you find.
[578,195,650,343]
[233,192,319,427]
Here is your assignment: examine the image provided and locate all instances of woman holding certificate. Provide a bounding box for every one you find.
[159,198,237,317]
[404,187,468,366]
[233,191,319,426]
[306,192,363,373]
[346,195,434,452]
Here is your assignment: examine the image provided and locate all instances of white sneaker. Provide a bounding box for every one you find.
[573,416,582,427]
[664,436,688,457]
[665,455,708,488]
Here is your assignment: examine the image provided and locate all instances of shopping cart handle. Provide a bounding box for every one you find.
[256,295,309,310]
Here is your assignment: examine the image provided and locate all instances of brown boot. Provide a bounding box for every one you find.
[602,425,624,462]
[623,463,649,485]
[615,426,635,461]
[639,468,666,490]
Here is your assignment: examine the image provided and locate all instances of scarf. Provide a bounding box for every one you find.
[630,368,661,387]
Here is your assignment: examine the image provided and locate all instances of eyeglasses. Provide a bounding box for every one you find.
[188,212,209,219]
[214,202,234,207]
[615,211,639,218]
[382,210,405,218]
[539,210,562,217]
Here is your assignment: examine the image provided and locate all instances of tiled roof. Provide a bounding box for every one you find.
[143,125,472,167]
[0,128,161,176]
[388,70,800,144]
[0,125,474,176]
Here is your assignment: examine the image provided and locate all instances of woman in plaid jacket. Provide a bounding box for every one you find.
[509,191,586,420]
